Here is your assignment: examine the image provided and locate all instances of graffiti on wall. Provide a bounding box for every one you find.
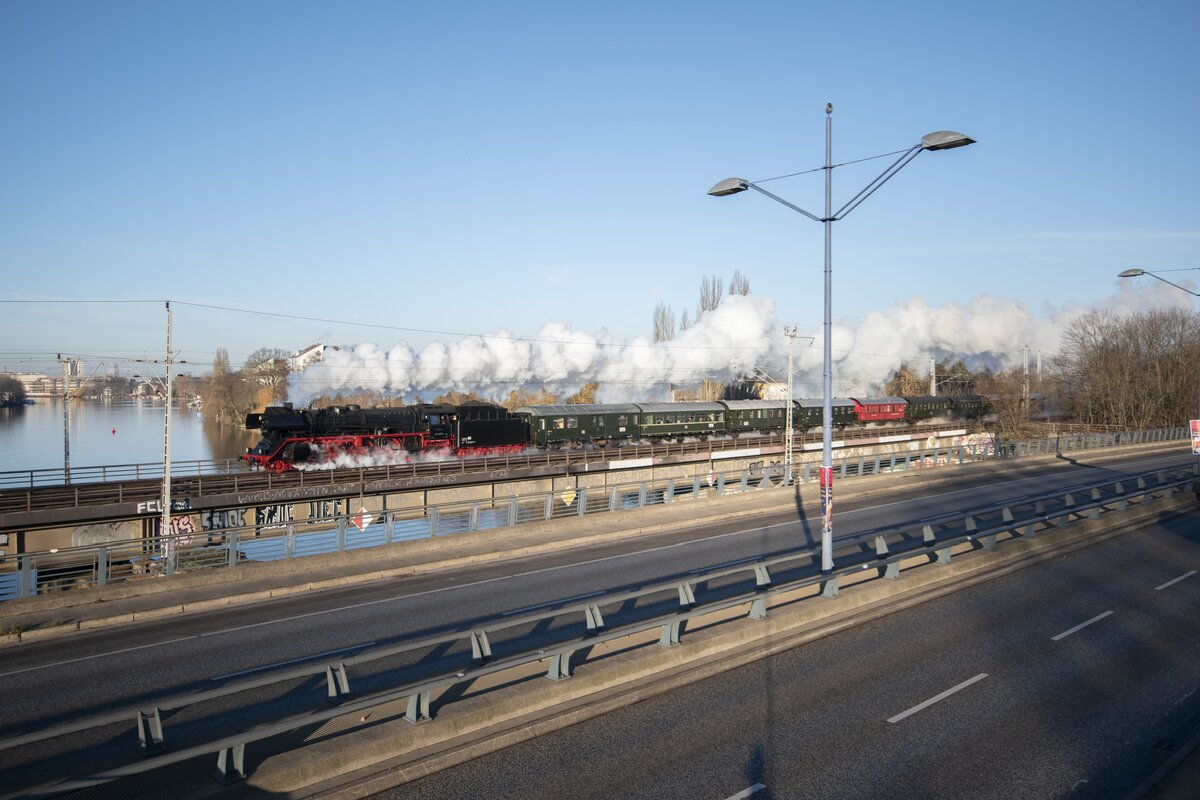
[306,499,344,524]
[256,503,295,534]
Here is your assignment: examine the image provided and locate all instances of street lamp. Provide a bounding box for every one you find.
[1118,267,1200,467]
[710,104,974,572]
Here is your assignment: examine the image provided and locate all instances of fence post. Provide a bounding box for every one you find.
[337,516,347,551]
[19,555,34,598]
[96,546,108,588]
[429,507,440,536]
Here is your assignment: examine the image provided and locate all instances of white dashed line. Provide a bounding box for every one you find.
[1155,570,1196,591]
[888,673,988,723]
[1052,611,1113,641]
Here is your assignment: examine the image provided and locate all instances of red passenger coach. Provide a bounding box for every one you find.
[851,397,908,423]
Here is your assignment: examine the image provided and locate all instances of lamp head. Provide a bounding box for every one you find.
[921,131,976,151]
[708,178,750,197]
[1118,269,1146,277]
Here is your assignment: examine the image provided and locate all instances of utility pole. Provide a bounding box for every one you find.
[1023,345,1030,409]
[929,356,936,396]
[58,354,71,483]
[784,326,797,483]
[161,302,175,573]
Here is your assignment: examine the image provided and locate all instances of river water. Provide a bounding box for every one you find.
[0,399,257,475]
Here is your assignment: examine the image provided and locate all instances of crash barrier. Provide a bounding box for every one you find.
[2,466,1195,797]
[0,426,1189,602]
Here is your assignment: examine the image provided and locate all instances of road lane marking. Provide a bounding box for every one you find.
[0,636,198,679]
[888,673,988,723]
[1052,611,1113,641]
[1155,570,1196,591]
[724,784,766,799]
[210,642,375,681]
[502,592,606,616]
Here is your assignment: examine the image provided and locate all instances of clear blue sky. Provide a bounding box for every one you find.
[2,1,1197,389]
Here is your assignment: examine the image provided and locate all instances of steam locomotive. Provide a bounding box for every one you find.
[243,395,989,472]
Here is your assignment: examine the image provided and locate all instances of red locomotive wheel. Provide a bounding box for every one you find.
[266,459,288,474]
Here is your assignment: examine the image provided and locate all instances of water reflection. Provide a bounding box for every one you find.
[0,399,257,473]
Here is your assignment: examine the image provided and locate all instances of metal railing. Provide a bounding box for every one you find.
[1,466,1194,797]
[0,428,1188,603]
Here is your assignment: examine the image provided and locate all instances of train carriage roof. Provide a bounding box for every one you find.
[851,396,907,405]
[719,400,791,410]
[511,404,641,416]
[635,402,725,413]
[796,398,856,409]
[902,396,951,404]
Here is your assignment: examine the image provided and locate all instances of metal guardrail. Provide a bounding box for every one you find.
[2,466,1195,798]
[0,458,249,490]
[0,427,1189,602]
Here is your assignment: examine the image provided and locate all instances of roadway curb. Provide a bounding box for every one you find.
[216,490,1195,798]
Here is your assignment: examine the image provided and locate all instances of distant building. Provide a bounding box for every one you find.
[288,344,338,372]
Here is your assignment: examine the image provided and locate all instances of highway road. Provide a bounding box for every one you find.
[0,449,1194,795]
[371,508,1200,800]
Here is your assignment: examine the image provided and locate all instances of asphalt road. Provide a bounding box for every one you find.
[371,509,1200,800]
[0,449,1194,794]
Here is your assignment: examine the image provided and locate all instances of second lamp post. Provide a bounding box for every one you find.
[709,103,974,572]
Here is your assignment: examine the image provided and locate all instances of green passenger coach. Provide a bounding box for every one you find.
[511,404,642,446]
[720,400,790,432]
[636,402,725,437]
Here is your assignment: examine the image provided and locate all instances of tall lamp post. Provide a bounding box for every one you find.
[1118,268,1200,470]
[709,104,974,572]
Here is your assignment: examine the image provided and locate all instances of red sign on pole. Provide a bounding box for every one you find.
[1191,420,1200,455]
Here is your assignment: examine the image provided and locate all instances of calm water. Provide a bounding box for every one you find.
[0,399,257,474]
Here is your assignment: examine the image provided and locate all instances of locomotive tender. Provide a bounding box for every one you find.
[243,395,989,472]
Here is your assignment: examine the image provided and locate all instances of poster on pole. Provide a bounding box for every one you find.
[1191,420,1200,455]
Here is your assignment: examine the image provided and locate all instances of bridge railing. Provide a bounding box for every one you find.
[0,457,249,490]
[1,466,1194,797]
[0,427,1189,602]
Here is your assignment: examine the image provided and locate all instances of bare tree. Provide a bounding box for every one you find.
[243,347,291,399]
[651,302,676,342]
[974,367,1032,438]
[728,269,750,296]
[697,275,724,319]
[1050,308,1200,428]
[203,348,257,425]
[882,362,926,396]
[679,308,691,332]
[565,382,599,404]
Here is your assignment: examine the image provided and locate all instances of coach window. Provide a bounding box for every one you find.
[553,418,565,430]
[617,415,627,427]
[593,416,602,427]
[567,417,578,429]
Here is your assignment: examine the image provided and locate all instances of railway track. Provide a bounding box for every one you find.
[0,424,972,515]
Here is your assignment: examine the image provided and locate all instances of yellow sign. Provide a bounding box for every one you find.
[561,490,577,507]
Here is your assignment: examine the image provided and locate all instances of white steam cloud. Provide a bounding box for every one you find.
[287,283,1190,406]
